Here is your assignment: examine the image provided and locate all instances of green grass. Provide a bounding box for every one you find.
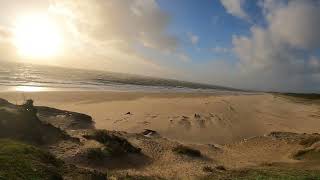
[0,139,63,180]
[0,104,68,145]
[201,168,320,180]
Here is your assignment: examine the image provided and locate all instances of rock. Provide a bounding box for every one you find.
[142,129,159,137]
[207,144,221,150]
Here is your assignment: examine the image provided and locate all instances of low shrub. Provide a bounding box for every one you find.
[86,148,112,161]
[172,145,201,157]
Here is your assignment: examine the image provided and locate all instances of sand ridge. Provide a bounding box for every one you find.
[1,91,319,144]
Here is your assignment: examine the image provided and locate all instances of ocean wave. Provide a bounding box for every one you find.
[0,61,238,92]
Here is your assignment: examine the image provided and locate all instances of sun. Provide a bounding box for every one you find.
[13,13,62,59]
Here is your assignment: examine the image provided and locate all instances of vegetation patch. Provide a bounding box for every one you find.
[108,174,165,180]
[0,139,63,180]
[278,93,320,100]
[299,136,320,147]
[268,132,320,147]
[0,99,69,145]
[200,168,320,180]
[172,145,202,157]
[83,130,141,156]
[85,148,112,161]
[274,93,320,105]
[293,148,320,161]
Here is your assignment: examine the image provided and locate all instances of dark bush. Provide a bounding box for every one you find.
[86,148,111,161]
[172,145,201,157]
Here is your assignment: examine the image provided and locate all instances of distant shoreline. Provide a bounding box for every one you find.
[0,84,247,94]
[0,61,241,93]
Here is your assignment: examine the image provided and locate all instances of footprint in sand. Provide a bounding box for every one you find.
[207,113,231,127]
[113,116,130,124]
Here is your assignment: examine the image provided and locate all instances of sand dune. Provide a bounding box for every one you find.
[1,91,320,145]
[1,91,320,179]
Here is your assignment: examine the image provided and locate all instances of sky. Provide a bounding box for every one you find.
[0,0,320,92]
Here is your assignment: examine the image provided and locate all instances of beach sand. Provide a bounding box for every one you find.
[1,91,320,145]
[2,91,320,179]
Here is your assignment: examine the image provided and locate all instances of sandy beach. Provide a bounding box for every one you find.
[1,91,320,179]
[1,1,320,178]
[2,91,320,145]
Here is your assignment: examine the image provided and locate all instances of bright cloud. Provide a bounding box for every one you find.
[231,0,320,92]
[0,0,182,77]
[0,0,319,92]
[220,0,248,20]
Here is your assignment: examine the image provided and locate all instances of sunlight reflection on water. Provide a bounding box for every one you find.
[14,86,47,92]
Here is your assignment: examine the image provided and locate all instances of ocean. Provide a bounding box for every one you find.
[0,61,237,92]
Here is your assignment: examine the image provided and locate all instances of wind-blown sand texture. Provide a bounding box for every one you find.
[2,91,320,144]
[1,91,320,179]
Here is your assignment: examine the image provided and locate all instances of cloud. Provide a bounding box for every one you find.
[220,0,248,20]
[231,0,320,92]
[0,27,11,39]
[50,0,178,52]
[268,1,320,49]
[0,0,181,76]
[187,32,199,45]
[39,0,179,76]
[176,53,191,62]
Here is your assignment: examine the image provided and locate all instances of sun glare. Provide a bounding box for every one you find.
[13,13,62,59]
[14,86,46,92]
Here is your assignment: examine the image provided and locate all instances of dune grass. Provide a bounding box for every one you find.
[86,147,112,161]
[0,139,63,180]
[293,148,320,161]
[279,93,320,100]
[111,175,165,180]
[201,168,320,180]
[274,92,320,105]
[83,130,141,156]
[0,99,68,145]
[299,136,320,147]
